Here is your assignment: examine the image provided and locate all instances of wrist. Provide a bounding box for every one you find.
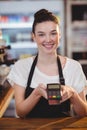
[70,91,78,103]
[33,87,41,99]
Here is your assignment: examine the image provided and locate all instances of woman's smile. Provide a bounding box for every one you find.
[42,43,55,50]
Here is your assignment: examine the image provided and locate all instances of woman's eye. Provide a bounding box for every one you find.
[51,32,57,35]
[38,34,45,36]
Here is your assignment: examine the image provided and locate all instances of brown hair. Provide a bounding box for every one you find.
[32,9,59,33]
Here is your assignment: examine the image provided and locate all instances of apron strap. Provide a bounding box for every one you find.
[25,55,38,98]
[25,55,65,98]
[57,56,65,85]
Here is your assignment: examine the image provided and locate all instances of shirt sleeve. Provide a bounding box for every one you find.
[7,58,32,88]
[65,59,87,93]
[70,61,87,93]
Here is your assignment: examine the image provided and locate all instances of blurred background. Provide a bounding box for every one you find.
[0,0,87,117]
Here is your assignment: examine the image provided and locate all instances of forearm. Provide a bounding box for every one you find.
[70,92,87,117]
[16,89,41,118]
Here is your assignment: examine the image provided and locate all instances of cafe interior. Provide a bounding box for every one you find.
[0,0,87,129]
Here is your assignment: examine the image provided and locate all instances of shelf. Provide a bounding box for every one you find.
[66,0,87,59]
[11,42,37,49]
[72,21,87,29]
[0,22,33,29]
[71,47,87,52]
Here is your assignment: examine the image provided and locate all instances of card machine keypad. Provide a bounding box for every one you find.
[47,83,62,101]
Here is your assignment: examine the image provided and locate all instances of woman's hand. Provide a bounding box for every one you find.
[34,84,75,105]
[46,85,75,105]
[34,83,48,99]
[60,85,75,103]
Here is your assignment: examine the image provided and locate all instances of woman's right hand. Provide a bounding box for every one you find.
[34,83,48,99]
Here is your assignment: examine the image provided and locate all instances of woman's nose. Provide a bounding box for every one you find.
[45,35,51,42]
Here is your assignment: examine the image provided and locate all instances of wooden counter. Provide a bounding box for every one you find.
[0,86,14,117]
[0,116,87,130]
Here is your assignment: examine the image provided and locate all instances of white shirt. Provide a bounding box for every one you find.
[7,56,87,93]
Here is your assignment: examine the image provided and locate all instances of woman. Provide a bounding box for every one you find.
[7,9,87,118]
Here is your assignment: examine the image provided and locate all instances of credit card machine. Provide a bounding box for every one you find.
[47,83,62,105]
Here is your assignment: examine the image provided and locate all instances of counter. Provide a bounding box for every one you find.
[0,116,87,130]
[0,86,14,117]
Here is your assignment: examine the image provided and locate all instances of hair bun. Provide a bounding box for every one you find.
[32,8,59,33]
[34,9,51,18]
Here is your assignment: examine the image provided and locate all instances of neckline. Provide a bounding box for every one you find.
[31,56,68,78]
[37,58,68,78]
[36,66,59,79]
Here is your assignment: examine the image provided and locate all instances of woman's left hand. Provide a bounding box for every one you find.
[60,85,75,103]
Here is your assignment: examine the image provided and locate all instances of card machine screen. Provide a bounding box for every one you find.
[47,83,61,100]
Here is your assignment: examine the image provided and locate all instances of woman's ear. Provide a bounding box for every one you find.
[32,33,36,42]
[59,31,61,40]
[31,33,34,41]
[57,31,61,47]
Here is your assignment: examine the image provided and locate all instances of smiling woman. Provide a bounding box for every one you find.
[32,21,60,55]
[7,9,87,118]
[32,9,60,55]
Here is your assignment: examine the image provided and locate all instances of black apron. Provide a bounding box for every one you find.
[25,55,70,118]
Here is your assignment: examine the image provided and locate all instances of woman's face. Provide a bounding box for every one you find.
[33,21,61,55]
